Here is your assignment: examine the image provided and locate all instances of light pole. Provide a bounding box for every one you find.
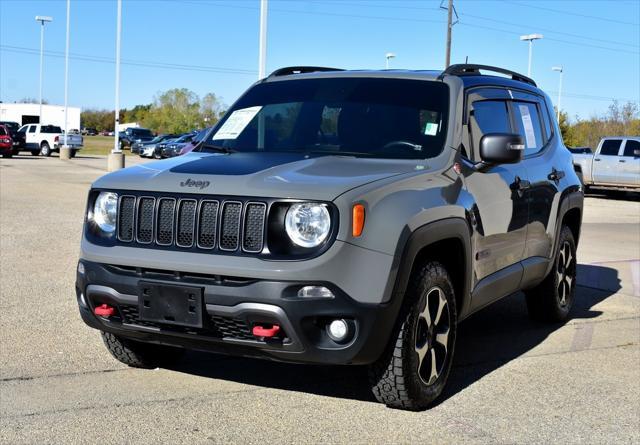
[62,0,70,150]
[108,0,124,171]
[552,66,564,123]
[35,15,53,123]
[258,0,268,79]
[385,52,396,69]
[520,33,543,78]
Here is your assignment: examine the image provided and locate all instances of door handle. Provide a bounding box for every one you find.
[511,176,531,191]
[594,158,601,162]
[548,168,565,182]
[619,159,626,163]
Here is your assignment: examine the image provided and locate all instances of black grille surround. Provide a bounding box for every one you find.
[88,190,339,259]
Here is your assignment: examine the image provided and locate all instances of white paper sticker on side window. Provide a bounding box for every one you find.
[212,106,262,140]
[518,104,537,148]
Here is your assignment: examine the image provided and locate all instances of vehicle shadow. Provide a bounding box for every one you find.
[168,264,620,405]
[586,189,639,202]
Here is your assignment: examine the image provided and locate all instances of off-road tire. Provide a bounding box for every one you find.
[369,261,457,410]
[101,331,185,369]
[525,226,577,322]
[40,142,51,157]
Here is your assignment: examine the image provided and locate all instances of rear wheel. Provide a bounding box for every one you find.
[2,153,12,158]
[31,150,40,156]
[40,142,52,157]
[369,261,457,410]
[69,149,77,158]
[101,331,185,369]
[525,226,577,322]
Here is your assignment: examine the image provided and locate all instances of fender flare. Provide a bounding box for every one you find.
[546,188,584,277]
[385,217,473,319]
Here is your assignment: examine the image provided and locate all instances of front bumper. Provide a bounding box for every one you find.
[76,260,401,365]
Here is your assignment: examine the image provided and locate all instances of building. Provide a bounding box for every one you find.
[117,122,140,132]
[0,103,81,130]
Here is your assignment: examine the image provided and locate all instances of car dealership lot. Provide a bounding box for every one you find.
[1,156,638,444]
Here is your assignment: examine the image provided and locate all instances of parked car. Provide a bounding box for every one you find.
[82,128,98,136]
[118,127,155,150]
[133,134,177,156]
[17,124,83,157]
[161,133,197,158]
[177,128,211,156]
[99,130,110,136]
[572,137,639,191]
[76,64,583,411]
[0,124,14,158]
[567,146,592,155]
[150,137,179,159]
[0,121,25,153]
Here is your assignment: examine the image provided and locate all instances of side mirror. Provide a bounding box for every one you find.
[634,149,640,157]
[479,133,524,165]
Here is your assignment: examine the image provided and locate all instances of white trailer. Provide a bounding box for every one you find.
[0,103,81,131]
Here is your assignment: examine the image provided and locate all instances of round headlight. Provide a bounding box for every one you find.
[93,192,118,233]
[285,203,331,248]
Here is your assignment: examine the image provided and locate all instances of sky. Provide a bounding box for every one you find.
[1,0,638,121]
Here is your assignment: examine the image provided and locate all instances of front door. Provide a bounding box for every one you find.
[619,139,640,187]
[593,139,623,185]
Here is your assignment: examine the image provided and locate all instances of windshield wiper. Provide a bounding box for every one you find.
[201,144,237,154]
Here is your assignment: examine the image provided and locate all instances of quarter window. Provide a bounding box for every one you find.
[622,140,640,157]
[600,139,622,156]
[512,102,544,156]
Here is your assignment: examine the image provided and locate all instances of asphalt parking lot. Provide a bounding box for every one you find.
[1,154,639,444]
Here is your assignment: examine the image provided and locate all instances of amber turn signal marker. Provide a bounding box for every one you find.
[352,204,365,237]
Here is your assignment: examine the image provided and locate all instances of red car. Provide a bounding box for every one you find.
[0,124,14,158]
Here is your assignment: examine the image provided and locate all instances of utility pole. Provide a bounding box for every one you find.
[108,0,124,171]
[60,0,72,160]
[35,15,53,123]
[258,0,268,79]
[445,0,453,68]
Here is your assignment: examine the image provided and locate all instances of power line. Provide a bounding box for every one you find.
[506,1,640,27]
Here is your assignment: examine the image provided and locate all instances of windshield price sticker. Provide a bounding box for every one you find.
[212,106,262,140]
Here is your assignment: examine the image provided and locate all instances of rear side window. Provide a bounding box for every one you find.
[600,139,622,156]
[623,140,640,157]
[41,125,62,133]
[28,126,36,133]
[512,102,545,156]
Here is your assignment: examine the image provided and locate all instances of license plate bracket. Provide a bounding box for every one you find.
[138,282,204,328]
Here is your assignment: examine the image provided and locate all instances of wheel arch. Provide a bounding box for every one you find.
[389,218,473,321]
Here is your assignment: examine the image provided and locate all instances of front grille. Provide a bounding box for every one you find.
[116,195,267,255]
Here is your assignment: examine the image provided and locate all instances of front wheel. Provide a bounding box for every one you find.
[40,142,51,157]
[525,226,577,322]
[369,261,457,410]
[101,331,185,369]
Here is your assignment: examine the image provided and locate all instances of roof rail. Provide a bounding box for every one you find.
[440,64,536,87]
[268,66,344,78]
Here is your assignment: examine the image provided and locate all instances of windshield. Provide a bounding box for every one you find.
[132,129,153,137]
[202,77,449,159]
[1,122,19,131]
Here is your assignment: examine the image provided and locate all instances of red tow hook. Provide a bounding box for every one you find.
[94,304,115,317]
[252,324,281,338]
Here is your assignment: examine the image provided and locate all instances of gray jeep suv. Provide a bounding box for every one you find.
[76,64,583,410]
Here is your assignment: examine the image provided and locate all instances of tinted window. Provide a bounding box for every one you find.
[0,127,7,136]
[28,126,36,133]
[623,139,640,157]
[512,102,545,156]
[204,78,450,159]
[472,101,511,134]
[600,139,622,156]
[1,122,19,131]
[41,125,62,133]
[131,128,153,137]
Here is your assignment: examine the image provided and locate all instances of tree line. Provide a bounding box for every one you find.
[81,88,226,134]
[559,101,639,149]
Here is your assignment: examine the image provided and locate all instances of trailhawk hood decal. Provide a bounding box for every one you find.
[92,152,430,200]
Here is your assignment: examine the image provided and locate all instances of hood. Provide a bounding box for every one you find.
[92,151,431,200]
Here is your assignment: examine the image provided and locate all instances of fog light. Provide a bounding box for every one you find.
[297,286,334,299]
[327,319,349,342]
[77,261,85,275]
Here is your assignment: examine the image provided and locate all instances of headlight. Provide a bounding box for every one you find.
[93,192,118,233]
[285,203,331,248]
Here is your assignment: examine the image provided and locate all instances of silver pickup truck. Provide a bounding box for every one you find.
[572,137,640,191]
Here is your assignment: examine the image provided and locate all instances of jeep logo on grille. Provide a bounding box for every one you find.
[180,178,210,189]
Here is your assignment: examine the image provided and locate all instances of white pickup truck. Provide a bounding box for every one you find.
[572,136,640,191]
[17,124,84,157]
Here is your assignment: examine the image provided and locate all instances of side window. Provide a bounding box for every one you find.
[469,100,511,160]
[512,101,545,156]
[600,139,622,156]
[622,140,640,157]
[28,126,36,133]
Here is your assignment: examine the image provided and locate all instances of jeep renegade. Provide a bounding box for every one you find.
[76,64,583,410]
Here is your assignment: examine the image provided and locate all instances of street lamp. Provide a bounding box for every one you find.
[385,52,396,69]
[552,66,564,123]
[108,0,124,171]
[62,0,71,151]
[35,15,53,123]
[520,33,543,78]
[258,0,268,79]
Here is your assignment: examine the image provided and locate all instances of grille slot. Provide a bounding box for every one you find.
[243,202,266,252]
[198,200,219,249]
[136,197,155,243]
[219,202,242,251]
[176,200,197,247]
[156,198,176,246]
[117,196,136,242]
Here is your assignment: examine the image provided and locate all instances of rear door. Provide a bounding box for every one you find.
[463,88,529,289]
[619,139,640,187]
[593,139,623,184]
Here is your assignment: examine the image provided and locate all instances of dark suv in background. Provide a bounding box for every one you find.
[118,127,155,150]
[76,64,583,410]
